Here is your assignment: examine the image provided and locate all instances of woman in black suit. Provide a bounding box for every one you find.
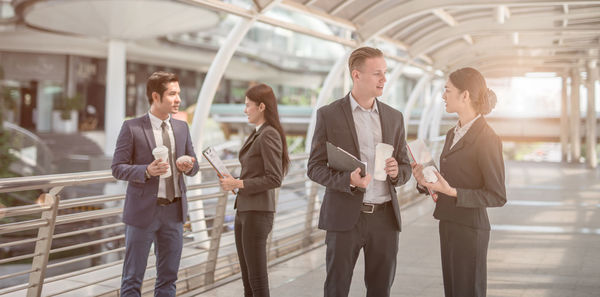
[412,67,507,297]
[219,83,289,297]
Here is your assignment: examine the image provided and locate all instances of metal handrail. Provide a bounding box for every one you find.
[0,147,441,297]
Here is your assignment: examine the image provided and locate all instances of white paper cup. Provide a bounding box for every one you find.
[152,145,171,178]
[374,143,394,181]
[423,166,438,183]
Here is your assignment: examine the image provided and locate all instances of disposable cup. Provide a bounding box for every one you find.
[374,143,394,181]
[152,145,171,178]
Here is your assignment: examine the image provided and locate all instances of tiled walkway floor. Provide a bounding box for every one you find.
[198,161,600,297]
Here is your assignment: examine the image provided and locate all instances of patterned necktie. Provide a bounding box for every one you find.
[161,121,175,201]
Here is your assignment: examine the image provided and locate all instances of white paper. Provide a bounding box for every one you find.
[202,146,232,178]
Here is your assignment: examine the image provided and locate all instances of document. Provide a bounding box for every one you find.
[202,146,236,194]
[326,142,367,177]
[406,139,438,201]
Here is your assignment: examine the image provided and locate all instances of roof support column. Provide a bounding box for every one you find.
[418,81,443,140]
[560,75,570,162]
[186,17,255,245]
[104,40,126,156]
[189,18,256,148]
[585,60,598,168]
[570,68,581,162]
[305,50,350,152]
[403,73,432,129]
[381,63,406,107]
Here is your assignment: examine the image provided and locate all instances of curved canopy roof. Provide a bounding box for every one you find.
[6,0,600,78]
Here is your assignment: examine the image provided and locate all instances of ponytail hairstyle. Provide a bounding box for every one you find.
[245,83,290,174]
[449,67,497,115]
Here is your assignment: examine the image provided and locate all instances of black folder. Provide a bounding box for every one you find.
[326,142,366,177]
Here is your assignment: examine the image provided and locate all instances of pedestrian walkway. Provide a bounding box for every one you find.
[198,161,600,297]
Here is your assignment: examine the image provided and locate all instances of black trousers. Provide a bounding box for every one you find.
[324,205,399,297]
[439,220,490,297]
[235,211,274,297]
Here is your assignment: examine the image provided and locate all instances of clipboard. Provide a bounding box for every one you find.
[406,139,438,202]
[326,142,367,177]
[202,146,236,194]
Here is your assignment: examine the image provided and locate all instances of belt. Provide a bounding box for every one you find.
[157,197,181,206]
[360,201,392,214]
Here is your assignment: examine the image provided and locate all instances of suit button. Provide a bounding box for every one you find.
[442,158,447,162]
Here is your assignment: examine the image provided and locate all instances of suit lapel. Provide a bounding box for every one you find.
[341,95,360,157]
[240,126,261,155]
[142,114,156,151]
[443,117,485,158]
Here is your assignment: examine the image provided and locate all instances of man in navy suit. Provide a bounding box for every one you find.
[112,71,199,297]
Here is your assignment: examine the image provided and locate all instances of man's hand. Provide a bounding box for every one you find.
[176,156,196,173]
[385,157,398,179]
[147,159,169,176]
[350,167,371,189]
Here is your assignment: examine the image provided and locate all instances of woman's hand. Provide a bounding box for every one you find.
[410,162,426,186]
[422,171,457,197]
[219,173,243,191]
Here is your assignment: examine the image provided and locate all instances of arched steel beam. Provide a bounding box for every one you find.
[357,0,600,42]
[446,54,599,72]
[433,42,600,69]
[409,17,600,57]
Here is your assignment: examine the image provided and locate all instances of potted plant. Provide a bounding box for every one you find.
[52,93,84,133]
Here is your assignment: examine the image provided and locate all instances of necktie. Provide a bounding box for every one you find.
[161,121,175,201]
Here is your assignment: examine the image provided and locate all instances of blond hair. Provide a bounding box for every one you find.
[348,47,383,75]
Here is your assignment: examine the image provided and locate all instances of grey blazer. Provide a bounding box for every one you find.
[235,124,284,212]
[307,95,412,232]
[432,116,507,230]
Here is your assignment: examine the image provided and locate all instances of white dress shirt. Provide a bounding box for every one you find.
[349,93,390,204]
[148,112,182,198]
[450,114,481,149]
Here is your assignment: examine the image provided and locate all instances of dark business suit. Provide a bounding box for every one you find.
[307,95,411,297]
[112,114,199,297]
[432,116,506,297]
[235,124,283,297]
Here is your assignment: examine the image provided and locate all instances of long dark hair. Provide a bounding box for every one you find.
[449,67,497,115]
[245,83,290,174]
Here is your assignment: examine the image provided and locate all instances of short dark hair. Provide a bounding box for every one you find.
[348,47,383,75]
[146,71,179,106]
[449,67,497,115]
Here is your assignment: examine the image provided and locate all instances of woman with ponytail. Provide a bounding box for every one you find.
[412,67,507,297]
[219,83,288,297]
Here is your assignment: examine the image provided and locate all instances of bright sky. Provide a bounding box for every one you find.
[487,76,600,117]
[488,76,562,117]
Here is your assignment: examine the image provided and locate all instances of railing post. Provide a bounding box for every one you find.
[27,186,62,297]
[204,191,228,285]
[303,182,319,247]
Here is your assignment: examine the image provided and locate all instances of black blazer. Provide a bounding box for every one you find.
[433,116,507,230]
[235,124,284,212]
[307,95,412,232]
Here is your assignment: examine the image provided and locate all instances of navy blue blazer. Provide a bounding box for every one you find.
[111,114,199,228]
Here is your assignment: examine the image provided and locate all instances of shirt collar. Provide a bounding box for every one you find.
[255,123,263,132]
[148,111,171,129]
[454,114,481,134]
[349,92,378,113]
